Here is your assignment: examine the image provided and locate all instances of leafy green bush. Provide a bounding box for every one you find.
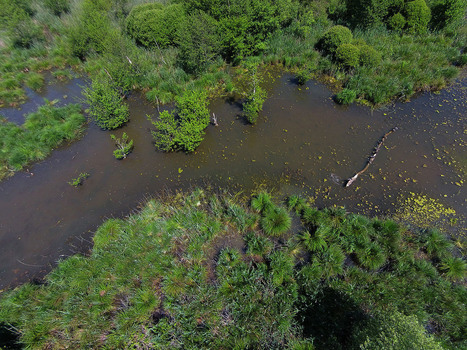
[68,172,89,187]
[335,43,360,68]
[149,89,210,152]
[336,88,357,104]
[388,12,407,32]
[110,132,133,159]
[67,0,120,59]
[355,311,444,350]
[83,78,129,130]
[176,10,221,74]
[346,0,403,27]
[405,0,431,34]
[126,3,185,48]
[319,25,353,55]
[244,86,267,124]
[295,68,311,85]
[358,45,381,66]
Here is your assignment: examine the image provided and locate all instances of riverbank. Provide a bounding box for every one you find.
[0,188,465,349]
[0,72,465,290]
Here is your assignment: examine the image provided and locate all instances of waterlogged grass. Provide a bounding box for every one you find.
[0,102,86,180]
[0,190,465,349]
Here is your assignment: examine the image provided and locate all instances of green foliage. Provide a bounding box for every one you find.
[356,243,387,270]
[44,0,70,16]
[336,88,357,104]
[243,64,267,124]
[388,12,407,32]
[261,206,292,236]
[68,172,90,187]
[0,103,85,179]
[110,132,134,159]
[244,86,267,124]
[335,43,360,68]
[320,25,353,55]
[182,0,298,61]
[149,89,210,152]
[176,10,221,75]
[295,68,312,85]
[431,0,467,30]
[0,190,465,348]
[83,78,129,130]
[251,191,274,213]
[423,228,453,258]
[358,45,381,66]
[25,72,44,91]
[67,0,121,59]
[126,3,185,48]
[440,257,467,281]
[355,311,444,350]
[405,0,431,34]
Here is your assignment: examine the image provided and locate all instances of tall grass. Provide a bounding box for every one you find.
[0,189,464,349]
[0,102,86,179]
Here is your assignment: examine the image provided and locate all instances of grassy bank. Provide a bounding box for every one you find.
[0,0,465,154]
[0,0,465,108]
[0,102,86,180]
[0,189,465,349]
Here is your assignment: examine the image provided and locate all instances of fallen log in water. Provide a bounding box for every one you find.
[345,127,398,187]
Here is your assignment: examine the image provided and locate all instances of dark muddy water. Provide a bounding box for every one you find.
[0,72,465,289]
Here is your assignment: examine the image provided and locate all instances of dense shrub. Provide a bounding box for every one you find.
[67,0,120,58]
[126,3,185,48]
[319,25,353,55]
[335,43,360,68]
[388,12,407,32]
[405,0,431,34]
[83,78,129,130]
[176,10,221,74]
[354,311,444,350]
[358,45,381,66]
[150,89,210,152]
[345,0,403,27]
[181,0,298,61]
[431,0,467,30]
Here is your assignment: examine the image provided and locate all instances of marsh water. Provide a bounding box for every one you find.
[0,72,465,289]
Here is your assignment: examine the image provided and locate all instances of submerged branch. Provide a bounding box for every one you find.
[345,127,398,187]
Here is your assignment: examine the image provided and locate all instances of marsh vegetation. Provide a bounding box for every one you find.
[0,190,464,349]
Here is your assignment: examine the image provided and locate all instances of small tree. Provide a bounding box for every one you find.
[83,78,129,130]
[243,64,267,124]
[149,89,210,152]
[388,13,406,32]
[110,132,133,159]
[405,0,431,34]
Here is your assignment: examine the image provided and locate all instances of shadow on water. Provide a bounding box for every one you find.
[0,71,465,289]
